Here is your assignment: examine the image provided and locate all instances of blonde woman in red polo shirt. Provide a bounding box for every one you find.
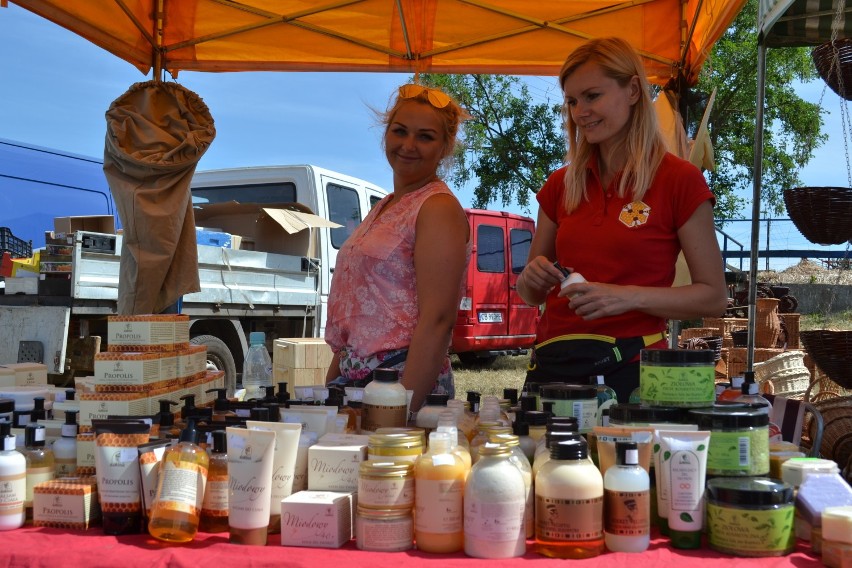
[517,37,728,403]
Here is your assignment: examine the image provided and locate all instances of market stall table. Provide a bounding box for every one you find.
[0,527,821,567]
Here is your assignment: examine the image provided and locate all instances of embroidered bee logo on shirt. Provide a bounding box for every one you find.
[619,200,651,227]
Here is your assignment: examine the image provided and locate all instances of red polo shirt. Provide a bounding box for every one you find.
[535,152,715,343]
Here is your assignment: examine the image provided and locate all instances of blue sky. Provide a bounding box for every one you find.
[1,4,849,269]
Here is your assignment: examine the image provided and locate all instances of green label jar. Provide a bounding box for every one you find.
[705,477,795,557]
[539,385,598,433]
[639,349,715,407]
[689,408,770,476]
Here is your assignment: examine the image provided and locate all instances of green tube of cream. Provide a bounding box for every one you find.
[658,430,710,549]
[652,424,698,535]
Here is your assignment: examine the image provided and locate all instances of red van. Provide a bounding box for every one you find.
[451,209,538,366]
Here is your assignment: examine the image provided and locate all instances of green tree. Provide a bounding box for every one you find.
[688,0,826,219]
[420,74,564,211]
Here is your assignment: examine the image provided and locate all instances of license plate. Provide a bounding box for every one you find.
[478,312,503,323]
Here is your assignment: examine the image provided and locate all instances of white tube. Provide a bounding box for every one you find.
[651,424,698,532]
[658,430,710,549]
[281,407,337,437]
[246,421,302,534]
[226,427,276,545]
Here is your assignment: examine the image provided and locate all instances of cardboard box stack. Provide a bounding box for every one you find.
[78,315,224,426]
[273,338,334,399]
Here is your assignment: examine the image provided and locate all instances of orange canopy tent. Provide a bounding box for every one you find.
[6,0,744,88]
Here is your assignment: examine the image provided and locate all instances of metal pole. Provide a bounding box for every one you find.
[765,214,770,272]
[748,43,768,372]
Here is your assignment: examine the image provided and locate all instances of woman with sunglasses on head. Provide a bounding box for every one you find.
[517,37,728,404]
[324,84,471,413]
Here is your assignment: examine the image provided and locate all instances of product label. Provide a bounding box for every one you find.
[25,467,54,505]
[604,489,650,536]
[201,477,229,516]
[155,460,207,515]
[54,458,77,478]
[707,503,795,553]
[94,434,149,512]
[464,498,525,541]
[415,478,463,534]
[639,365,715,405]
[706,431,769,475]
[668,450,702,513]
[33,491,89,523]
[357,515,413,551]
[359,477,414,508]
[363,403,407,432]
[0,471,25,515]
[535,495,603,540]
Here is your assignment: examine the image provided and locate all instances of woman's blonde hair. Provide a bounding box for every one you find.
[558,37,666,213]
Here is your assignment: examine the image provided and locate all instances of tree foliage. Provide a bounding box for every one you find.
[420,74,564,211]
[688,0,826,219]
[423,0,827,219]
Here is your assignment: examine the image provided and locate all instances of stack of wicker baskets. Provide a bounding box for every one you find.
[752,350,810,398]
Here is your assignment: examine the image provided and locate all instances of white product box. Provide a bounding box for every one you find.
[2,363,48,387]
[307,434,369,492]
[280,490,354,548]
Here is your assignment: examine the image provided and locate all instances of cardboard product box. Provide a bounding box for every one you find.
[193,202,341,258]
[198,370,225,405]
[75,428,96,476]
[33,476,100,530]
[54,215,115,235]
[280,491,354,548]
[78,391,150,426]
[107,314,190,352]
[177,344,207,381]
[307,434,369,492]
[94,351,176,387]
[4,363,48,387]
[273,338,334,369]
[145,381,184,415]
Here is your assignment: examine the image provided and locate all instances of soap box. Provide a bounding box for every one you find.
[33,476,100,530]
[823,506,852,545]
[822,539,852,568]
[107,315,190,352]
[1,363,48,387]
[78,391,150,426]
[280,490,354,548]
[94,351,180,389]
[307,434,369,492]
[76,430,96,476]
[177,344,207,381]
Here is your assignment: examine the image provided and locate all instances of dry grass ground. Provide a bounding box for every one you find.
[451,354,528,400]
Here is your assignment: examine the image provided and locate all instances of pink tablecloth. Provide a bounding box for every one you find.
[0,527,822,568]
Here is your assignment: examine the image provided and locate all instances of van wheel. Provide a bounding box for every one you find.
[457,352,497,367]
[190,335,237,396]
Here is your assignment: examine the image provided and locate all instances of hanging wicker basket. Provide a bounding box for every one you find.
[783,187,852,245]
[800,330,852,390]
[812,39,852,101]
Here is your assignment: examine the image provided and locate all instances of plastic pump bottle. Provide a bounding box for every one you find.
[0,421,26,530]
[53,409,79,476]
[22,423,54,519]
[735,371,773,415]
[414,431,466,553]
[200,430,229,533]
[148,419,209,543]
[604,441,650,552]
[243,331,273,401]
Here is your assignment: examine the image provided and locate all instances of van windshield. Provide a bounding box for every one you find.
[191,182,297,205]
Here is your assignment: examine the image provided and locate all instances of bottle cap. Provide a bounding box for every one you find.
[65,389,76,401]
[742,381,761,395]
[31,396,46,421]
[519,394,537,412]
[513,420,530,436]
[179,394,197,418]
[669,529,702,549]
[249,331,266,345]
[466,391,481,404]
[425,393,449,406]
[13,410,31,428]
[373,368,400,382]
[263,385,277,401]
[24,423,46,447]
[264,403,282,420]
[179,418,200,444]
[502,388,519,405]
[523,410,548,426]
[0,422,13,451]
[541,401,554,415]
[61,410,79,437]
[615,440,639,466]
[277,382,290,402]
[158,399,177,427]
[249,407,270,422]
[546,431,583,450]
[550,437,587,460]
[211,430,227,454]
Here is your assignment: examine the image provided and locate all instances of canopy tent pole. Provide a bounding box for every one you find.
[153,0,164,81]
[748,41,768,372]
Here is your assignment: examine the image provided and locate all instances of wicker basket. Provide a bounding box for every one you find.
[811,396,852,463]
[812,39,852,101]
[723,347,784,381]
[779,313,800,348]
[681,327,718,341]
[783,187,852,246]
[800,330,852,389]
[702,317,748,339]
[752,350,807,382]
[759,368,811,398]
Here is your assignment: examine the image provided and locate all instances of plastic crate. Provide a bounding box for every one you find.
[0,227,32,258]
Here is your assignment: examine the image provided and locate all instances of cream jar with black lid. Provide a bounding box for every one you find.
[689,407,770,477]
[706,477,795,557]
[639,349,715,407]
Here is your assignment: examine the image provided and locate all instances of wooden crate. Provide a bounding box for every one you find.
[273,338,333,369]
[721,347,784,381]
[272,366,326,399]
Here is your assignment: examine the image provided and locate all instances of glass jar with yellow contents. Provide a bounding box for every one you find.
[367,432,423,463]
[358,460,415,510]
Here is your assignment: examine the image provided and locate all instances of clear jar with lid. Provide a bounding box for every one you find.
[539,384,598,433]
[358,460,415,510]
[367,433,423,463]
[374,427,426,450]
[608,404,688,427]
[689,407,770,476]
[705,477,795,557]
[639,349,715,407]
[356,506,413,551]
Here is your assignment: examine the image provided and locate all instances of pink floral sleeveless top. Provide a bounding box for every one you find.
[325,180,469,359]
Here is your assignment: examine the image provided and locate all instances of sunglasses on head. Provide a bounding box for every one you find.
[398,84,452,108]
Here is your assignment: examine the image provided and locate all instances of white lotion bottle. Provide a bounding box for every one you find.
[604,441,650,553]
[0,421,26,530]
